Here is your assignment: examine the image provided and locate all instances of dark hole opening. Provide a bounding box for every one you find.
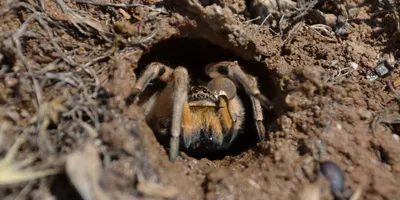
[297,139,310,156]
[50,174,83,200]
[137,37,279,160]
[376,145,391,165]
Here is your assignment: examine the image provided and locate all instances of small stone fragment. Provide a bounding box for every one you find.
[393,134,400,142]
[118,8,131,19]
[348,62,359,70]
[358,109,372,120]
[319,161,345,197]
[375,60,393,77]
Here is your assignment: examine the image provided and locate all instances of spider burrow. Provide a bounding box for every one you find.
[128,61,273,161]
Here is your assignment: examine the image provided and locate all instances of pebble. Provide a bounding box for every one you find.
[4,77,18,87]
[320,161,345,194]
[348,62,359,70]
[358,109,372,120]
[336,123,342,130]
[393,134,400,142]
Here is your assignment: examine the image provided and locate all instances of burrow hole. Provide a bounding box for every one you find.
[137,38,280,160]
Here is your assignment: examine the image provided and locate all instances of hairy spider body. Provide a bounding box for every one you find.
[129,61,273,161]
[181,85,245,150]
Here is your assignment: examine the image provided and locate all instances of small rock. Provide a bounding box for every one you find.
[348,62,359,70]
[375,64,389,77]
[358,109,372,120]
[4,77,18,87]
[336,123,342,130]
[94,139,103,146]
[320,161,345,198]
[366,74,378,81]
[393,134,400,142]
[375,60,393,77]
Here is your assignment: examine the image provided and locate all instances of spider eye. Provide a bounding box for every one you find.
[194,89,198,93]
[203,89,207,93]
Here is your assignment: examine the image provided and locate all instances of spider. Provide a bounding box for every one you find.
[128,61,273,161]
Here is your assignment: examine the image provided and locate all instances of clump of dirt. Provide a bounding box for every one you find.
[1,0,400,200]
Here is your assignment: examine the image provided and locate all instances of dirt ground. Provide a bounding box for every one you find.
[1,0,400,199]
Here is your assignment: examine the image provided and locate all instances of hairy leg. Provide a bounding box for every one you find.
[218,95,233,131]
[251,96,266,141]
[181,102,200,148]
[226,96,245,145]
[206,61,267,141]
[130,62,189,161]
[205,61,273,110]
[126,62,174,105]
[169,67,189,161]
[209,114,224,146]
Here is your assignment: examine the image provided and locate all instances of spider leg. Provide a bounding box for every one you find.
[182,102,196,148]
[218,95,233,131]
[129,63,188,161]
[169,67,189,161]
[251,96,266,141]
[126,62,174,105]
[207,77,245,144]
[206,61,268,141]
[217,95,236,145]
[205,61,273,110]
[209,114,224,146]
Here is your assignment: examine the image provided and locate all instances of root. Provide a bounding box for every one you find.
[0,134,61,185]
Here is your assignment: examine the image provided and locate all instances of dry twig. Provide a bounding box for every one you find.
[75,0,168,14]
[54,0,113,42]
[9,2,77,66]
[10,14,44,106]
[0,133,61,185]
[66,143,111,200]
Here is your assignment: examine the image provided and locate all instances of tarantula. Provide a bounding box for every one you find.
[128,61,273,161]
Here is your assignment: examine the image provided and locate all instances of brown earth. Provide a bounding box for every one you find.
[0,0,400,200]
